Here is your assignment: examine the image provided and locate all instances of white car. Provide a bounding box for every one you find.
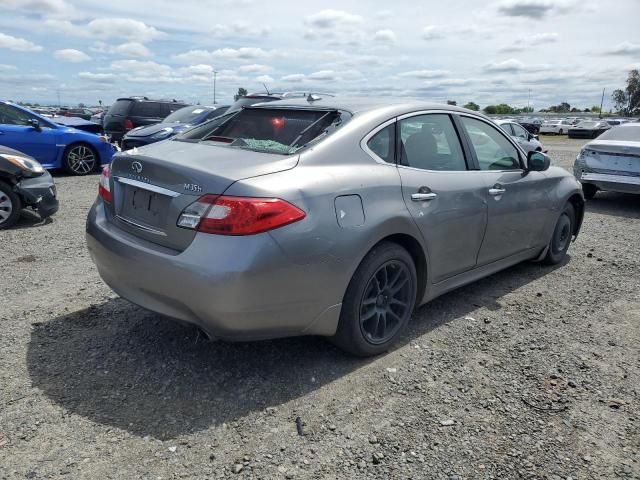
[496,120,544,153]
[540,119,574,135]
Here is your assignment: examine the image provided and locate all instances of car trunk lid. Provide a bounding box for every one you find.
[106,140,299,251]
[583,140,640,176]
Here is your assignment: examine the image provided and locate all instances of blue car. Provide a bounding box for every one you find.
[0,101,114,175]
[121,104,230,150]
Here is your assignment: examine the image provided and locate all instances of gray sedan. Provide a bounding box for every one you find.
[86,98,584,356]
[574,123,640,198]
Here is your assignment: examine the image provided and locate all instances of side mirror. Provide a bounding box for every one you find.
[28,118,41,131]
[527,151,550,172]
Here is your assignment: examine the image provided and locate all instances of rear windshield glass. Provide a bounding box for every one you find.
[597,126,640,142]
[177,107,350,154]
[577,121,597,128]
[108,99,132,116]
[164,106,211,124]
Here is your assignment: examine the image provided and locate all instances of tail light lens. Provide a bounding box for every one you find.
[98,164,112,203]
[123,118,134,130]
[177,195,305,235]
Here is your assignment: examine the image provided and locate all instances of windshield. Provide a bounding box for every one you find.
[597,126,640,142]
[577,121,597,128]
[164,106,210,124]
[177,107,348,154]
[108,99,132,116]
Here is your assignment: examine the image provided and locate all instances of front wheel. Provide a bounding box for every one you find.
[63,144,98,175]
[331,242,417,357]
[558,129,564,135]
[543,203,575,265]
[0,180,22,229]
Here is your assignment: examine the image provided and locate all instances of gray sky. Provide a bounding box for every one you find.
[0,0,638,110]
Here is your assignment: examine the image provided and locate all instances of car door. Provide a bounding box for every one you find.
[0,103,57,164]
[392,112,488,283]
[457,115,549,266]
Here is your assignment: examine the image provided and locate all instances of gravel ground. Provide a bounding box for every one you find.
[1,136,638,479]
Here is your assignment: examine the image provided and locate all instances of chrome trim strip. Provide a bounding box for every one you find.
[582,173,640,185]
[115,176,180,197]
[116,215,167,236]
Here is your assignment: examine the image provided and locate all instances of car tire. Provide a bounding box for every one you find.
[330,242,418,357]
[558,129,564,135]
[543,203,575,265]
[63,143,99,176]
[0,180,21,229]
[582,183,598,200]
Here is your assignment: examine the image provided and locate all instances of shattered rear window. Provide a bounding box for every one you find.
[177,107,350,154]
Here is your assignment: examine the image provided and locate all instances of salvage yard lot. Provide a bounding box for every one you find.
[1,136,638,479]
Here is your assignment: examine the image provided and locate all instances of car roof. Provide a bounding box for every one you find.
[247,96,476,116]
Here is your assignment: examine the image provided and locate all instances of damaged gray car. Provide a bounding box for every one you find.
[574,123,640,199]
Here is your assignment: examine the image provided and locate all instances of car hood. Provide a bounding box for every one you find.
[125,122,190,138]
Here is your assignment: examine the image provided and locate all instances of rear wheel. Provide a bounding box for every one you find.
[582,183,598,200]
[0,180,21,229]
[331,242,417,357]
[63,143,98,175]
[558,129,564,135]
[543,203,575,265]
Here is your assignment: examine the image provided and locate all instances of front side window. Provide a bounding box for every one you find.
[366,123,395,163]
[460,116,521,171]
[398,114,467,171]
[0,104,35,126]
[500,123,513,135]
[512,123,528,139]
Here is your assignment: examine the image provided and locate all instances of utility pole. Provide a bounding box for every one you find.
[56,88,61,107]
[213,70,218,105]
[599,88,605,119]
[527,88,531,112]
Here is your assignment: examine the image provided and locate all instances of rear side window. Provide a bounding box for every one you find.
[366,124,395,163]
[179,107,350,154]
[460,116,521,171]
[399,114,467,171]
[500,123,513,135]
[108,100,132,116]
[131,102,162,117]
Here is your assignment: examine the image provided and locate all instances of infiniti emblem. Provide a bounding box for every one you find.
[131,161,143,174]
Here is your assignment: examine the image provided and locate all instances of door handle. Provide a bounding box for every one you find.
[488,187,506,196]
[411,192,437,201]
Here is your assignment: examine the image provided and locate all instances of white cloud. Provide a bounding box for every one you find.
[0,0,75,18]
[281,73,305,83]
[173,47,273,64]
[374,29,396,43]
[54,48,90,62]
[500,32,558,52]
[77,72,116,83]
[305,9,363,29]
[255,74,274,83]
[0,32,42,51]
[211,21,271,38]
[45,17,163,43]
[238,64,272,73]
[308,70,336,81]
[483,58,526,72]
[114,42,151,57]
[0,63,17,71]
[608,41,640,55]
[398,70,450,79]
[422,26,444,40]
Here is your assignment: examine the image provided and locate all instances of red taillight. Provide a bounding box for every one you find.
[177,195,305,235]
[123,118,134,130]
[98,164,111,203]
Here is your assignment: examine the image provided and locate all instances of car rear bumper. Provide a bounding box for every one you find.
[15,171,59,218]
[85,201,341,340]
[579,172,640,194]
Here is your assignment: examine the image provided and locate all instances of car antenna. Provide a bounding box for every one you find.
[262,83,271,95]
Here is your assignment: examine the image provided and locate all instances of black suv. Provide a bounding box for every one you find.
[103,97,189,143]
